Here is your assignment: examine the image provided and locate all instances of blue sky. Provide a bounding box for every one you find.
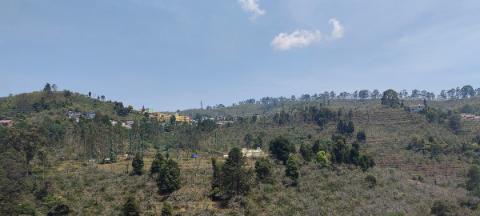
[1,0,480,111]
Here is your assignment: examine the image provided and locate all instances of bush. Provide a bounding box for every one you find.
[365,175,377,188]
[269,136,296,164]
[161,202,173,216]
[285,155,300,186]
[255,158,274,183]
[467,165,480,197]
[47,204,70,216]
[315,151,331,168]
[122,196,140,216]
[357,131,366,142]
[150,151,166,175]
[430,200,457,216]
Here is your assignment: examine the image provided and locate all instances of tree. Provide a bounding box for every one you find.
[51,84,58,92]
[357,131,366,143]
[122,196,140,216]
[47,204,70,216]
[43,83,52,93]
[337,120,354,135]
[269,136,296,164]
[448,114,462,134]
[150,151,166,175]
[131,154,144,176]
[332,135,349,163]
[316,151,331,168]
[244,133,254,148]
[220,148,253,198]
[285,154,300,186]
[466,165,480,196]
[371,89,380,99]
[381,89,400,108]
[161,202,173,216]
[358,90,369,100]
[210,158,223,200]
[461,85,475,98]
[255,158,273,183]
[157,159,181,194]
[299,143,313,162]
[358,155,375,171]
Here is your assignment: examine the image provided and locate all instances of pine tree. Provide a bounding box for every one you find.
[220,148,253,199]
[157,159,181,194]
[210,158,223,200]
[132,154,144,176]
[150,151,166,175]
[122,196,140,216]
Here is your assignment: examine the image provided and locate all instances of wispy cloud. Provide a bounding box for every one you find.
[271,30,322,51]
[238,0,265,20]
[271,18,345,51]
[329,18,344,39]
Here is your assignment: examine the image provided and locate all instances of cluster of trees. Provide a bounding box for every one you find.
[406,136,443,158]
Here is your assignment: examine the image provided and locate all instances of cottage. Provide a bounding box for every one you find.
[408,104,425,113]
[0,120,14,127]
[241,148,266,158]
[461,113,480,121]
[85,112,96,119]
[67,111,82,122]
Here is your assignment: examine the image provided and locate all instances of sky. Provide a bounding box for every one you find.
[1,0,480,111]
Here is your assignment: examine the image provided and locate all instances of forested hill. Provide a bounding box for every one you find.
[2,85,480,215]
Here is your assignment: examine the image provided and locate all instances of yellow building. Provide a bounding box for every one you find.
[149,112,191,124]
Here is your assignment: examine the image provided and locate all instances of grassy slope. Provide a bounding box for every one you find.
[5,93,480,215]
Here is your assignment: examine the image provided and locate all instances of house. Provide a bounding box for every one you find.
[149,112,192,124]
[122,120,134,129]
[110,120,118,126]
[241,148,266,158]
[461,113,480,121]
[216,120,234,126]
[0,120,14,127]
[67,111,82,122]
[85,112,96,119]
[408,104,425,113]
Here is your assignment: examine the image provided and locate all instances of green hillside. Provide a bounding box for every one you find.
[2,87,480,215]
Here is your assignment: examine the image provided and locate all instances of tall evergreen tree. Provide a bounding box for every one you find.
[131,154,144,176]
[157,159,181,194]
[150,151,166,175]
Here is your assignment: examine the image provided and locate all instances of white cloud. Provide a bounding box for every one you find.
[238,0,265,20]
[271,30,322,51]
[329,18,344,39]
[271,18,345,51]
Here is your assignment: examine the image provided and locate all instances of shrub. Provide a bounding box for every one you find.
[122,196,140,216]
[47,204,70,216]
[315,151,331,168]
[285,155,300,186]
[357,131,366,142]
[161,202,173,216]
[430,200,457,216]
[365,175,377,188]
[269,136,296,164]
[255,158,274,183]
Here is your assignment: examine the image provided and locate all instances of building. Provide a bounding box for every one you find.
[407,104,425,113]
[174,114,191,124]
[0,120,14,127]
[150,112,172,122]
[241,148,266,158]
[149,112,192,124]
[122,120,135,129]
[461,113,480,121]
